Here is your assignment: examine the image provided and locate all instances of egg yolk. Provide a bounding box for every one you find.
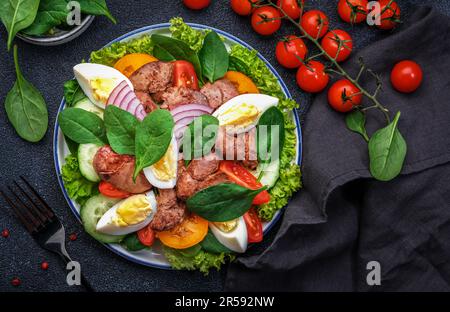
[152,144,176,181]
[213,219,238,233]
[90,78,116,104]
[219,103,259,127]
[113,195,152,227]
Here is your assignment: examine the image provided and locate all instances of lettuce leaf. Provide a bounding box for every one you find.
[90,35,154,66]
[61,154,99,207]
[169,17,209,53]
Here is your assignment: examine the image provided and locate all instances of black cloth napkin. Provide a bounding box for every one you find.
[225,6,450,291]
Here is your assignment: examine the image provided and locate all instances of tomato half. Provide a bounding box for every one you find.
[243,208,263,243]
[231,0,259,16]
[390,60,423,93]
[173,60,199,90]
[296,60,330,93]
[376,0,401,30]
[224,71,259,94]
[219,161,271,205]
[137,225,155,247]
[183,0,210,10]
[300,10,329,39]
[337,0,368,24]
[277,0,304,20]
[321,30,353,62]
[98,181,132,199]
[275,35,308,69]
[114,53,158,77]
[328,79,362,113]
[157,214,208,249]
[251,6,282,36]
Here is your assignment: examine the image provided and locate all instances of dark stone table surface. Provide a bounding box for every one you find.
[0,0,448,291]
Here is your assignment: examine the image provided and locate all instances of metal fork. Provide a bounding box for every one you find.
[1,176,93,292]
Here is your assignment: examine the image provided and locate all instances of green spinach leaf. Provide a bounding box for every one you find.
[186,183,265,222]
[368,112,407,181]
[22,0,68,36]
[228,56,251,76]
[0,0,40,50]
[257,106,285,163]
[199,31,229,82]
[201,230,233,254]
[182,115,219,163]
[77,0,116,24]
[121,233,146,251]
[58,107,107,145]
[151,34,202,78]
[5,45,48,142]
[134,109,174,179]
[104,105,138,155]
[153,44,176,62]
[64,79,85,107]
[346,110,369,142]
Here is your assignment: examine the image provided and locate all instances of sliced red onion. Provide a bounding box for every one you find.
[172,109,209,123]
[107,80,148,120]
[170,104,213,116]
[107,81,127,105]
[121,92,136,110]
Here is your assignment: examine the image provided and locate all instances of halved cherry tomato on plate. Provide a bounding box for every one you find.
[224,71,259,94]
[243,207,263,243]
[157,214,208,249]
[219,161,271,205]
[173,60,199,90]
[99,181,132,199]
[114,53,158,77]
[137,225,155,247]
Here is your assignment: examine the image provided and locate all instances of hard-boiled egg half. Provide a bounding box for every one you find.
[143,135,178,189]
[209,217,248,253]
[74,63,134,109]
[96,191,157,235]
[212,94,279,134]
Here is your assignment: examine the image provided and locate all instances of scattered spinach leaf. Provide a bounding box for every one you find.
[199,30,229,82]
[134,109,174,179]
[104,105,138,155]
[121,233,146,251]
[368,112,407,181]
[201,230,233,254]
[346,110,369,142]
[22,0,68,36]
[182,115,219,164]
[77,0,117,24]
[186,183,265,222]
[5,45,48,142]
[153,44,176,62]
[58,108,107,145]
[64,79,85,107]
[257,106,285,163]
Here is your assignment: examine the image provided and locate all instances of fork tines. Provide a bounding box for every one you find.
[1,177,55,234]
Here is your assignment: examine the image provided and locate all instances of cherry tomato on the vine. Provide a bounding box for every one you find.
[328,79,362,113]
[321,29,353,62]
[277,0,304,20]
[337,0,368,24]
[376,0,401,30]
[231,0,259,16]
[275,35,308,69]
[251,6,282,36]
[296,61,330,93]
[390,60,423,93]
[300,10,329,39]
[183,0,210,10]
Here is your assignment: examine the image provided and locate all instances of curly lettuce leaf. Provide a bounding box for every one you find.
[169,17,209,53]
[90,35,154,66]
[61,154,99,207]
[163,246,235,275]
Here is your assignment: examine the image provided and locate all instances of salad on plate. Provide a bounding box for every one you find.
[57,18,301,274]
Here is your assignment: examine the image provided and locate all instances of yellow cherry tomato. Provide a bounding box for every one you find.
[157,214,208,249]
[114,53,158,77]
[224,71,259,94]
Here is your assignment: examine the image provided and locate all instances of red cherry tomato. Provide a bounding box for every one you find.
[172,60,199,90]
[277,0,304,20]
[251,6,282,36]
[275,35,308,69]
[137,225,155,247]
[328,79,362,113]
[296,61,330,93]
[337,0,368,24]
[231,0,259,16]
[183,0,210,10]
[98,181,132,199]
[219,161,271,205]
[243,208,263,243]
[376,0,401,30]
[321,29,353,62]
[300,10,329,39]
[390,60,423,93]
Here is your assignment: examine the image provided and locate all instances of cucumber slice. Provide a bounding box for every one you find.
[74,97,104,119]
[254,159,280,189]
[78,144,102,182]
[80,194,125,243]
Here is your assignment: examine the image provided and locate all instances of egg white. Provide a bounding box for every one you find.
[143,136,178,189]
[209,216,248,253]
[96,191,157,235]
[73,63,133,109]
[212,94,279,134]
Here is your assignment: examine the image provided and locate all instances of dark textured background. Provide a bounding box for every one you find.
[0,0,448,292]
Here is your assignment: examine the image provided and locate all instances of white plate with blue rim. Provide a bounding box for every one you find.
[53,23,302,269]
